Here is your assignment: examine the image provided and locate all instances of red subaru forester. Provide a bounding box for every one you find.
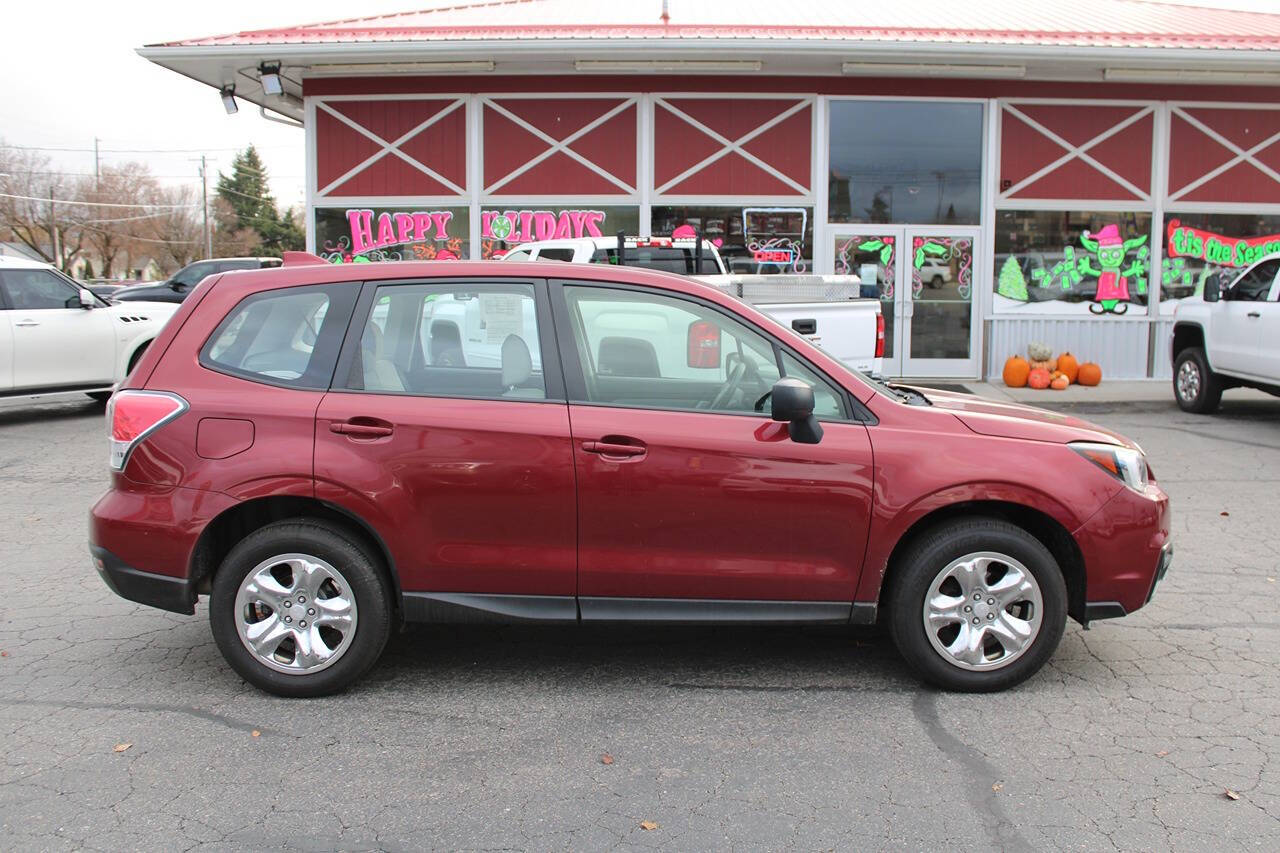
[90,258,1171,696]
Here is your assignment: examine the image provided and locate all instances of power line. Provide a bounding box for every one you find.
[0,192,200,209]
[75,221,198,244]
[0,143,298,154]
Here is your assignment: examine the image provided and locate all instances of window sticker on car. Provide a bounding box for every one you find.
[480,293,525,344]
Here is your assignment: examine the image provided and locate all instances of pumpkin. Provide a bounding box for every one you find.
[1002,355,1030,387]
[1027,367,1051,389]
[1077,362,1102,386]
[1029,358,1056,373]
[1050,374,1070,390]
[1055,351,1079,384]
[1027,341,1053,362]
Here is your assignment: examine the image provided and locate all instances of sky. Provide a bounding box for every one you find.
[3,0,1279,213]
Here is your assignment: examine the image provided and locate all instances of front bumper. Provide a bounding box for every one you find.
[1076,483,1173,621]
[1083,540,1173,623]
[92,545,196,615]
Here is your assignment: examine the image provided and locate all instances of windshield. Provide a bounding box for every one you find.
[591,247,721,274]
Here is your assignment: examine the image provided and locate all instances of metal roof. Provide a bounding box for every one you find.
[156,0,1280,51]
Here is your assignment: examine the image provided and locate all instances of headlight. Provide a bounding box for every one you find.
[1071,442,1149,491]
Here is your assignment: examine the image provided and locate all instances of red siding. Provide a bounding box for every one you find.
[482,98,635,194]
[315,99,466,197]
[1168,107,1280,203]
[1000,104,1152,200]
[654,98,810,195]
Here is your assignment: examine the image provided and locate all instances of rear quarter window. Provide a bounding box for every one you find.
[200,283,358,389]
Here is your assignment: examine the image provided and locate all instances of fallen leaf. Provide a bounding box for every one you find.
[639,821,659,831]
[0,650,8,657]
[1224,789,1240,801]
[600,753,614,765]
[113,743,132,753]
[1221,511,1230,517]
[991,783,1003,792]
[1268,578,1276,584]
[1156,750,1169,758]
[251,730,261,738]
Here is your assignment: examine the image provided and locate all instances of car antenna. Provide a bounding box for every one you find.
[616,229,626,267]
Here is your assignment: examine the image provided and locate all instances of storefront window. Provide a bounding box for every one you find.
[993,210,1153,315]
[481,206,639,258]
[1161,213,1280,315]
[650,205,814,274]
[315,206,470,263]
[828,101,982,226]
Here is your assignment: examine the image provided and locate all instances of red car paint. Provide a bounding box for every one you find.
[91,260,1170,627]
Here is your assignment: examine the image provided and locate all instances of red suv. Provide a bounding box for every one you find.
[91,259,1171,696]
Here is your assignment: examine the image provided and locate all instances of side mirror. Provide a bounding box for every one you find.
[687,320,721,368]
[770,377,823,444]
[1203,272,1221,303]
[68,290,95,309]
[170,280,187,292]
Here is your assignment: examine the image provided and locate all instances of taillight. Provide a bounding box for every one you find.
[874,314,885,359]
[107,390,187,471]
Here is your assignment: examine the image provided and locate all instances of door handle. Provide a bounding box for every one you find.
[14,320,39,327]
[330,421,394,438]
[1248,311,1261,318]
[582,439,646,458]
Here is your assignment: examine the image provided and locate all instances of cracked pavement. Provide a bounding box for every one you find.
[1,392,1278,850]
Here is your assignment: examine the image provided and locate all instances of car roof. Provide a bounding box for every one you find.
[0,255,55,271]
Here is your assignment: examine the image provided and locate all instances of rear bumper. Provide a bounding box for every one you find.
[91,545,196,615]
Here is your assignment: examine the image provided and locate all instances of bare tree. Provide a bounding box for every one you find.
[77,162,156,278]
[0,141,85,273]
[144,184,203,272]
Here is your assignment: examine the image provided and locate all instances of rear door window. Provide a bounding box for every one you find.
[200,283,358,389]
[344,281,550,401]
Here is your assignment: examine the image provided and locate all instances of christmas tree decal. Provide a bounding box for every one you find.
[997,256,1028,301]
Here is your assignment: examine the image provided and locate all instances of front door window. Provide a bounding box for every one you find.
[908,234,974,361]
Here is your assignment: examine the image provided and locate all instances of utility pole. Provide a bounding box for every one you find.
[199,155,212,259]
[49,187,61,270]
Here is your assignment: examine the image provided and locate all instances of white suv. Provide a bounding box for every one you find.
[1171,253,1280,413]
[0,256,179,402]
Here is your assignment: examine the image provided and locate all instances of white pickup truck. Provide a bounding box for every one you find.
[1171,252,1280,412]
[502,235,884,376]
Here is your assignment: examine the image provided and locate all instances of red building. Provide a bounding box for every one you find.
[141,0,1280,380]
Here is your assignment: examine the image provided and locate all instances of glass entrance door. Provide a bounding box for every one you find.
[831,227,980,378]
[901,227,980,377]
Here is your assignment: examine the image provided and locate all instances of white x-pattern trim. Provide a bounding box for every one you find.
[653,97,811,196]
[998,103,1155,202]
[481,97,638,195]
[316,97,467,198]
[1167,105,1280,202]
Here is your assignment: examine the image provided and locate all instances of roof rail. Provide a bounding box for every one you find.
[282,251,327,266]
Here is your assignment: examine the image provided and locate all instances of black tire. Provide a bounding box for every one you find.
[1173,346,1223,414]
[87,391,112,403]
[209,519,393,697]
[887,518,1067,693]
[930,275,944,289]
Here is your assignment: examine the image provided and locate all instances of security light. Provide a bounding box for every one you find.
[259,63,284,96]
[220,85,238,115]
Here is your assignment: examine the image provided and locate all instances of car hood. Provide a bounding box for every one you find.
[900,386,1139,449]
[108,300,179,316]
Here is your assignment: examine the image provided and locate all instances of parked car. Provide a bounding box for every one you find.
[1171,253,1280,412]
[91,257,1171,697]
[0,256,179,402]
[113,257,282,304]
[507,235,885,377]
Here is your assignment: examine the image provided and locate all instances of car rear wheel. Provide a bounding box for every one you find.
[210,520,392,697]
[1173,347,1223,414]
[887,518,1067,692]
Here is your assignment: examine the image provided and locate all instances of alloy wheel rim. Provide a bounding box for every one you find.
[234,553,358,676]
[922,551,1043,671]
[1177,360,1201,402]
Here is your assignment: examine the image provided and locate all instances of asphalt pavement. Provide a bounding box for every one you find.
[1,389,1278,851]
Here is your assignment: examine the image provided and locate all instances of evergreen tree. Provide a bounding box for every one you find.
[997,256,1029,301]
[215,145,304,257]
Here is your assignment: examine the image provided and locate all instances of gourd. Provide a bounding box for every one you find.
[1055,351,1079,384]
[1027,342,1055,372]
[1002,355,1030,387]
[1077,362,1102,386]
[1027,367,1051,389]
[1050,373,1070,390]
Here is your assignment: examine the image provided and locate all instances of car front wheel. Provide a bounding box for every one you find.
[888,518,1067,692]
[209,519,392,697]
[1173,347,1223,414]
